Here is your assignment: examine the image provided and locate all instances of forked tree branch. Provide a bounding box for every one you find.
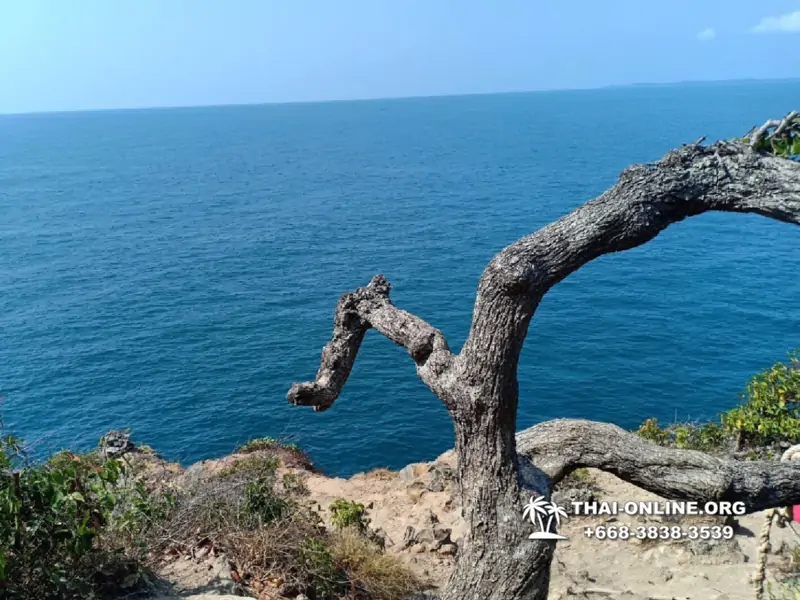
[517,419,800,513]
[287,275,453,412]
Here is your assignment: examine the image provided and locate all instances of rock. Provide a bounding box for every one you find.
[156,554,236,596]
[551,487,596,514]
[398,463,427,484]
[398,464,416,484]
[411,543,428,553]
[437,543,458,556]
[427,464,457,493]
[99,430,135,459]
[296,595,310,600]
[685,538,744,565]
[432,525,452,549]
[406,485,427,502]
[371,527,393,548]
[402,526,417,549]
[411,524,452,551]
[423,508,439,524]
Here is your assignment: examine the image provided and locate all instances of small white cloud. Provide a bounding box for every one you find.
[752,10,800,33]
[697,27,716,41]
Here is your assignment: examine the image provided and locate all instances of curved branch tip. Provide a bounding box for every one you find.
[367,274,391,296]
[287,381,336,412]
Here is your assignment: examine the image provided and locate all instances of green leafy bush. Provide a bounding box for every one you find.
[750,132,800,158]
[636,352,800,453]
[282,472,309,495]
[236,437,301,454]
[0,424,421,600]
[234,437,315,472]
[299,537,348,598]
[744,114,800,158]
[671,422,725,450]
[636,417,726,451]
[329,498,368,531]
[721,352,800,447]
[244,478,290,524]
[0,435,141,599]
[114,479,177,538]
[220,454,280,478]
[636,418,670,445]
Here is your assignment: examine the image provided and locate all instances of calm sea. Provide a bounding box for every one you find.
[2,81,799,476]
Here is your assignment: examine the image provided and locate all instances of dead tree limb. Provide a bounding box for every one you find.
[288,113,800,600]
[286,274,454,412]
[747,110,799,149]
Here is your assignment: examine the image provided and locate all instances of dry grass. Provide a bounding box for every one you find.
[224,511,340,595]
[112,450,424,600]
[331,529,429,600]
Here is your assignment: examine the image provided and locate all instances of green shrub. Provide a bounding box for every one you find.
[743,113,800,158]
[635,351,800,453]
[282,472,309,495]
[299,537,348,598]
[569,467,590,481]
[234,437,315,472]
[220,454,279,478]
[236,437,301,454]
[0,434,142,599]
[697,422,725,449]
[635,418,726,451]
[244,478,290,524]
[636,418,670,445]
[329,498,368,532]
[768,578,800,600]
[721,352,800,447]
[112,479,177,542]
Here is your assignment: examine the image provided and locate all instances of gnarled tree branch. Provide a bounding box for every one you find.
[517,419,800,513]
[461,140,800,382]
[287,274,453,412]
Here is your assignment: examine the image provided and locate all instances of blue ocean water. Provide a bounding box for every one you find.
[1,81,799,477]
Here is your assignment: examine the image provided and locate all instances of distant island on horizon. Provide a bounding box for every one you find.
[2,76,799,117]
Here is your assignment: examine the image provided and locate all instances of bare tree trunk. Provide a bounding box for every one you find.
[443,372,554,600]
[288,114,800,600]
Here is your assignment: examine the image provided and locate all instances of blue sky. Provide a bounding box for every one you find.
[1,1,799,114]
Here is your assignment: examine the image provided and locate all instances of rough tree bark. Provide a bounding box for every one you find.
[287,114,800,600]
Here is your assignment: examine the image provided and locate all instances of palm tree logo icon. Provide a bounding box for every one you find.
[522,496,569,540]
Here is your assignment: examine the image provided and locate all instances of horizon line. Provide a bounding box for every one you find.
[2,75,799,118]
